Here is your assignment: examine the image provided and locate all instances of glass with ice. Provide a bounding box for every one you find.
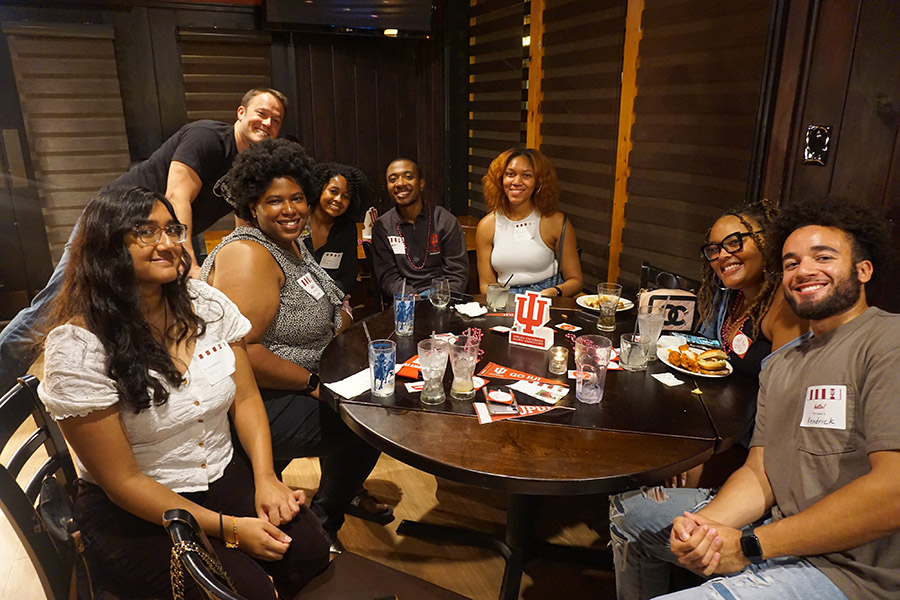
[637,302,666,361]
[574,335,612,404]
[449,335,479,401]
[417,338,449,405]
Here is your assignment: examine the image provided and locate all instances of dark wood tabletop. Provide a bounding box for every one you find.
[319,296,757,496]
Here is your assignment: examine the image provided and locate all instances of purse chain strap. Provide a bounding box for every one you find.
[169,540,238,600]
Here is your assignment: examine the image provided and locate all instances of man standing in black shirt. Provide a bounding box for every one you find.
[0,88,287,392]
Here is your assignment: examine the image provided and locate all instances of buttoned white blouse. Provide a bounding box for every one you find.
[38,280,251,493]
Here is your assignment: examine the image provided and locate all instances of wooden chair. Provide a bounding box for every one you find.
[164,507,471,600]
[0,375,80,599]
[640,261,701,293]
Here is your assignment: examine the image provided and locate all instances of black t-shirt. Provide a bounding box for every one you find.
[105,120,238,233]
[301,218,359,295]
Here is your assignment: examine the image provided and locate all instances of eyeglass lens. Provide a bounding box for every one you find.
[137,224,187,245]
[702,232,746,260]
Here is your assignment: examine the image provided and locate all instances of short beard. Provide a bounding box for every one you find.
[785,265,862,321]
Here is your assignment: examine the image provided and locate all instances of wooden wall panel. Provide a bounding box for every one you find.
[467,0,527,216]
[541,0,625,289]
[3,23,131,263]
[620,0,771,290]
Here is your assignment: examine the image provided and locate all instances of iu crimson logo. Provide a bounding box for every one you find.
[515,291,550,334]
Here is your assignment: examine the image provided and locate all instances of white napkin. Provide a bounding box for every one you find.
[454,301,487,317]
[652,373,684,387]
[361,207,378,241]
[324,364,403,399]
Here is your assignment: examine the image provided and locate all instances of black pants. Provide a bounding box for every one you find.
[74,449,331,600]
[261,388,381,535]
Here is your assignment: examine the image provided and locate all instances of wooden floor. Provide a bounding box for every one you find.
[2,449,617,600]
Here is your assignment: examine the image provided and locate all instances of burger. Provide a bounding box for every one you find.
[697,349,729,375]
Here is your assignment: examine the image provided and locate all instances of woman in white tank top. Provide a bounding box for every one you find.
[475,148,583,296]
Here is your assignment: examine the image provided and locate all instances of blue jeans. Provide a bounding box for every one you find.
[508,272,561,295]
[0,221,78,394]
[609,487,848,600]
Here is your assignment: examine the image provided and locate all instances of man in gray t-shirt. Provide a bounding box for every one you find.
[610,196,899,600]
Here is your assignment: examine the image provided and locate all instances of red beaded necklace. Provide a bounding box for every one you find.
[720,290,750,355]
[395,203,433,271]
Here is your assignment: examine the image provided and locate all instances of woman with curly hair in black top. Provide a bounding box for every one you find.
[202,138,392,552]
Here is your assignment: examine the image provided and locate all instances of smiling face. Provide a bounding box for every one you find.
[126,201,183,290]
[250,176,309,249]
[386,159,424,208]
[781,225,871,324]
[235,92,284,150]
[317,175,351,220]
[502,155,536,209]
[707,214,765,293]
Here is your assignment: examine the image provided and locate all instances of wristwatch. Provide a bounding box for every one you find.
[553,285,563,297]
[303,371,320,394]
[740,527,765,564]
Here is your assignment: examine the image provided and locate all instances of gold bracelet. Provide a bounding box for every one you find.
[225,516,239,549]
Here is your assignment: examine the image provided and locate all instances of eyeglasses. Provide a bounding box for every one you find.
[700,231,760,262]
[132,223,188,246]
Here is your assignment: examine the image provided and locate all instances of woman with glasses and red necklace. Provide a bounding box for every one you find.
[697,201,808,379]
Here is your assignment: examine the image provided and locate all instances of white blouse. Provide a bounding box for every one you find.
[38,280,251,493]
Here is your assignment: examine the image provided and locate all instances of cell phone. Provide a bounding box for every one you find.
[681,334,721,349]
[483,385,519,414]
[449,290,474,303]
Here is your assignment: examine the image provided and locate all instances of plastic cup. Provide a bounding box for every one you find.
[486,283,509,310]
[393,293,415,336]
[429,277,451,309]
[574,335,612,403]
[417,338,449,405]
[596,283,623,332]
[449,335,479,401]
[368,339,396,397]
[619,333,650,372]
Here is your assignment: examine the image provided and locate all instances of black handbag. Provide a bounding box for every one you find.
[38,475,95,600]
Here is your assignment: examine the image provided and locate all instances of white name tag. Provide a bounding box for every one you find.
[195,340,236,385]
[320,251,342,270]
[513,221,534,242]
[800,385,847,429]
[388,235,406,255]
[298,273,325,300]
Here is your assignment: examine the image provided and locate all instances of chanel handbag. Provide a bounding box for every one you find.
[638,288,698,332]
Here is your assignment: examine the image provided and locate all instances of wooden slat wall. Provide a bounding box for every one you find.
[467,0,528,216]
[3,23,131,264]
[620,0,772,290]
[177,29,273,124]
[541,0,626,289]
[290,33,444,216]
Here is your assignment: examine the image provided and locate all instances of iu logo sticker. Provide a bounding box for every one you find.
[509,291,554,350]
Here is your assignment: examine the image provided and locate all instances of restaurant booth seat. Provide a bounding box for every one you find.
[165,508,471,600]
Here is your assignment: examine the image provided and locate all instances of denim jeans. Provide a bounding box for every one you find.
[508,272,561,295]
[609,487,848,600]
[0,221,78,394]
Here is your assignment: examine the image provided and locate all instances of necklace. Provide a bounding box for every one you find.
[395,203,433,271]
[720,290,750,354]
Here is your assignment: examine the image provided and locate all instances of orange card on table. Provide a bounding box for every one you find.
[396,355,422,379]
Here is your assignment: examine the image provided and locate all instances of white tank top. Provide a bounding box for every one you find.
[491,210,557,287]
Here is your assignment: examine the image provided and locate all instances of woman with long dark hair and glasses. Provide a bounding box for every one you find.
[36,186,329,599]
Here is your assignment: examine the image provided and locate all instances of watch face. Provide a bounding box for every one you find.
[741,530,763,563]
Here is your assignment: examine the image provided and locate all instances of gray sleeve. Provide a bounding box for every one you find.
[371,217,404,297]
[436,208,470,293]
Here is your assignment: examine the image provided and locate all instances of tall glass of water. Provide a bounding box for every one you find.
[417,338,449,405]
[637,302,666,361]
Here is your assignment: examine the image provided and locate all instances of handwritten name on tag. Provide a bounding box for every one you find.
[388,235,406,255]
[298,273,325,300]
[800,385,847,429]
[320,251,342,269]
[195,340,235,385]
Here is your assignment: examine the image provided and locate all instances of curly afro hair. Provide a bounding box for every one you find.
[768,195,890,282]
[309,162,370,222]
[225,138,315,223]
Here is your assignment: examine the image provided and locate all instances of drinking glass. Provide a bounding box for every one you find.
[429,277,451,309]
[368,339,396,397]
[574,335,612,403]
[393,293,415,336]
[417,338,449,405]
[596,282,623,332]
[486,283,509,310]
[619,333,650,372]
[449,335,479,401]
[637,302,666,361]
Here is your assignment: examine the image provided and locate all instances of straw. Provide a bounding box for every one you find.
[502,273,516,288]
[362,321,373,346]
[401,279,406,297]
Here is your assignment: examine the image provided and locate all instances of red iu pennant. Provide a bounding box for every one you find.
[478,362,560,385]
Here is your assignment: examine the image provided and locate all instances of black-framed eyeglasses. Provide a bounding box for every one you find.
[700,231,760,262]
[132,223,188,246]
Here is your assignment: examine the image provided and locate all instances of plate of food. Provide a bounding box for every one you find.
[657,346,732,378]
[576,295,635,312]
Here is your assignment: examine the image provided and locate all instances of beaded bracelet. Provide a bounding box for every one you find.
[225,516,239,549]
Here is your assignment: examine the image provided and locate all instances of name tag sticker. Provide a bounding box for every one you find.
[388,235,406,255]
[298,273,325,300]
[800,385,847,429]
[513,221,534,242]
[195,340,235,385]
[320,251,342,270]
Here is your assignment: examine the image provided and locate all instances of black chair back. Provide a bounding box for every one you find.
[0,374,78,600]
[640,261,701,293]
